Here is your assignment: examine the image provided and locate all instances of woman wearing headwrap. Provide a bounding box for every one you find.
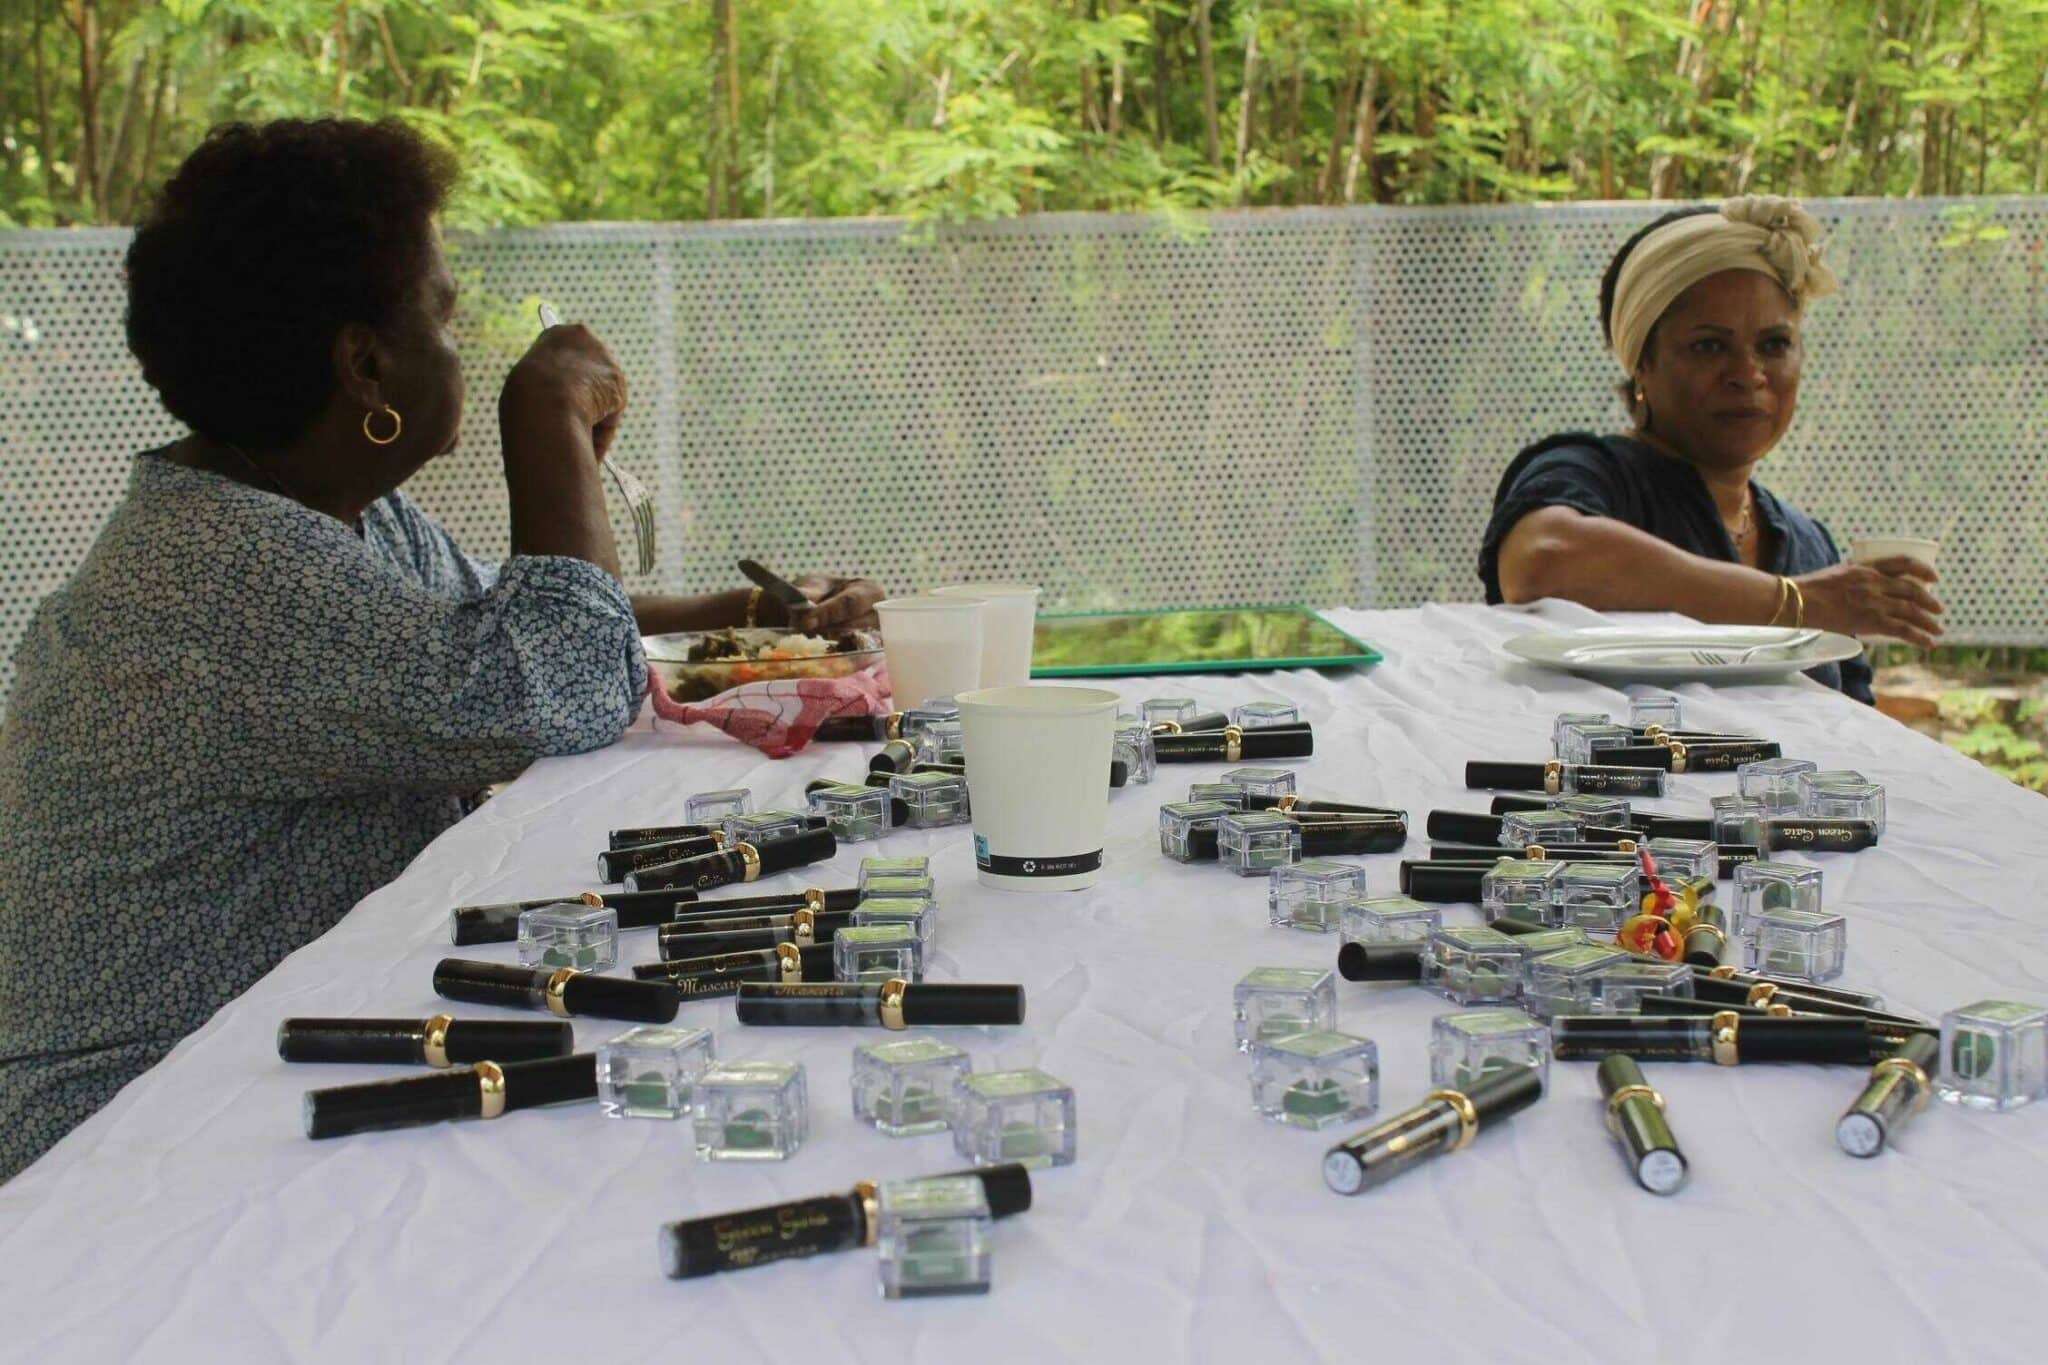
[1480,196,1942,701]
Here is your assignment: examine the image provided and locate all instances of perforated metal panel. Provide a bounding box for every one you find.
[4,202,2045,708]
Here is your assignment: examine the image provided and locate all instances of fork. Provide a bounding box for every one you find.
[538,303,655,575]
[1689,630,1822,666]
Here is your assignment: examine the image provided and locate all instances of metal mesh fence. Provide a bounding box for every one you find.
[4,200,2044,705]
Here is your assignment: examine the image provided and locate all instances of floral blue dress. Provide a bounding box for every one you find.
[0,453,646,1180]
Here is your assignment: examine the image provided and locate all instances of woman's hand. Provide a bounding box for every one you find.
[1796,558,1944,648]
[500,323,629,466]
[785,574,885,633]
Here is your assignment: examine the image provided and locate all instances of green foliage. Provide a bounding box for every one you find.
[4,1,2047,228]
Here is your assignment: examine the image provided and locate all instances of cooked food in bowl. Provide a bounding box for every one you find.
[645,628,884,703]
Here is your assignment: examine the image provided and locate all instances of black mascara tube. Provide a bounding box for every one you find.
[276,1016,574,1067]
[633,942,838,997]
[597,834,724,883]
[1322,1066,1542,1195]
[734,981,1025,1029]
[1836,1032,1939,1157]
[1247,794,1408,819]
[660,888,861,928]
[449,888,700,947]
[814,713,903,743]
[1154,725,1314,763]
[624,828,838,893]
[1552,1013,1871,1065]
[1465,761,1666,797]
[432,959,680,1024]
[1699,965,1886,1009]
[656,912,855,960]
[1400,861,1494,902]
[1690,976,1933,1030]
[1598,740,1781,773]
[1597,1055,1687,1195]
[1336,942,1426,982]
[1298,817,1409,856]
[303,1052,597,1139]
[658,1164,1033,1279]
[608,823,718,850]
[869,739,920,774]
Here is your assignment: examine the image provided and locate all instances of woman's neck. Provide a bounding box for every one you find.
[1631,426,1756,522]
[175,433,378,525]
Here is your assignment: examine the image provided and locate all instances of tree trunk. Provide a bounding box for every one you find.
[31,0,60,205]
[762,42,783,216]
[1233,3,1261,199]
[1107,0,1126,140]
[331,0,351,114]
[1285,48,1304,199]
[1343,62,1377,204]
[119,53,171,221]
[376,6,414,101]
[1318,64,1359,204]
[1196,0,1221,167]
[98,52,147,211]
[708,0,734,217]
[66,0,102,211]
[1151,1,1171,146]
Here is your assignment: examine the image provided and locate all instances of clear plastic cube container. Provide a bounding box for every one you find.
[1248,1030,1379,1129]
[1423,925,1523,1005]
[950,1069,1077,1167]
[833,923,924,982]
[684,788,753,825]
[1187,782,1247,807]
[1217,811,1303,877]
[1340,895,1443,945]
[876,1177,992,1299]
[1113,722,1158,786]
[1429,1009,1552,1093]
[915,720,966,768]
[597,1025,715,1119]
[1231,701,1302,730]
[1938,1000,2048,1112]
[1521,945,1631,1018]
[1140,697,1201,729]
[1711,795,1772,847]
[1551,793,1633,827]
[1737,757,1818,812]
[1627,693,1684,730]
[1552,712,1611,754]
[1558,721,1635,765]
[889,771,972,828]
[1557,862,1642,931]
[1500,809,1582,849]
[852,1037,972,1135]
[517,902,618,972]
[1480,859,1564,925]
[1733,861,1824,936]
[1644,837,1717,881]
[861,875,937,908]
[691,1060,808,1161]
[1590,959,1695,1013]
[854,897,937,953]
[1222,767,1297,799]
[900,700,961,740]
[806,783,893,843]
[1801,779,1886,837]
[859,856,931,893]
[1269,860,1368,932]
[1233,967,1339,1051]
[725,810,812,846]
[1159,800,1232,862]
[1742,906,1847,982]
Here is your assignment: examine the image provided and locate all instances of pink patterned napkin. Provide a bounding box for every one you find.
[647,664,893,758]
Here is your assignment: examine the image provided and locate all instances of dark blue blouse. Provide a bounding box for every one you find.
[1478,432,1873,703]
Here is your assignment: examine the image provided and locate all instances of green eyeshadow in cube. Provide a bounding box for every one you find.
[1113,721,1157,785]
[1591,959,1695,1013]
[1218,811,1302,876]
[1733,860,1822,935]
[1480,859,1563,925]
[914,720,965,767]
[859,855,930,894]
[517,901,617,971]
[1223,767,1296,799]
[1797,769,1867,799]
[900,699,960,739]
[1187,783,1247,808]
[1341,895,1442,945]
[1233,967,1338,1050]
[854,897,935,953]
[1521,945,1631,1018]
[951,1068,1076,1167]
[861,874,936,908]
[725,809,810,844]
[1557,862,1641,931]
[1423,926,1522,1004]
[889,771,971,828]
[1500,808,1581,848]
[1429,1009,1552,1092]
[691,1060,807,1161]
[1268,861,1368,932]
[807,783,892,843]
[1231,701,1300,730]
[1498,926,1588,961]
[1552,711,1610,753]
[1645,837,1717,881]
[1552,793,1633,826]
[1801,779,1886,837]
[1627,692,1683,729]
[1141,697,1201,728]
[1249,1030,1379,1128]
[1743,906,1846,982]
[1710,794,1770,846]
[597,1024,714,1119]
[876,1177,992,1299]
[1557,720,1632,765]
[834,922,924,982]
[1736,757,1817,812]
[1159,800,1232,862]
[684,787,752,825]
[1938,1000,2048,1112]
[852,1037,971,1135]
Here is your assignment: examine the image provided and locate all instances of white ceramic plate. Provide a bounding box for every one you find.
[1503,625,1863,684]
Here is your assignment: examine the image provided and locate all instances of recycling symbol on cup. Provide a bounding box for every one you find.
[1022,861,1037,873]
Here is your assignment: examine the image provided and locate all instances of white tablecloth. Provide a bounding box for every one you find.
[6,602,2048,1364]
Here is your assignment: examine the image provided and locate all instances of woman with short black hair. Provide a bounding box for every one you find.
[1480,197,1943,701]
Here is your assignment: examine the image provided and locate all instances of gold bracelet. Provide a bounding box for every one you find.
[1767,575,1791,627]
[1784,576,1806,628]
[744,585,763,628]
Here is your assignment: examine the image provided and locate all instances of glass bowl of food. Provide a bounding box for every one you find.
[645,628,885,704]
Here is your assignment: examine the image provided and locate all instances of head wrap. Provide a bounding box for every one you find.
[1607,195,1840,376]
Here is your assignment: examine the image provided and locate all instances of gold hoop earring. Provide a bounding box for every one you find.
[362,405,403,446]
[1633,386,1651,429]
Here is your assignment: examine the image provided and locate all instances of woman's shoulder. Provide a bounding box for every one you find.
[1752,482,1846,569]
[1492,430,1660,504]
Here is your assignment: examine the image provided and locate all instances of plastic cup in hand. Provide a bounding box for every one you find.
[876,597,985,707]
[932,583,1042,687]
[1849,538,1940,645]
[957,686,1120,893]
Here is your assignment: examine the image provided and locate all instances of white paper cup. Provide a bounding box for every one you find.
[932,583,1042,687]
[875,597,985,707]
[957,685,1120,893]
[1849,537,1940,570]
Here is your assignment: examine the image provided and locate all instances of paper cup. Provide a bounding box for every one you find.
[957,685,1120,893]
[876,596,985,707]
[933,583,1042,687]
[1849,537,1940,570]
